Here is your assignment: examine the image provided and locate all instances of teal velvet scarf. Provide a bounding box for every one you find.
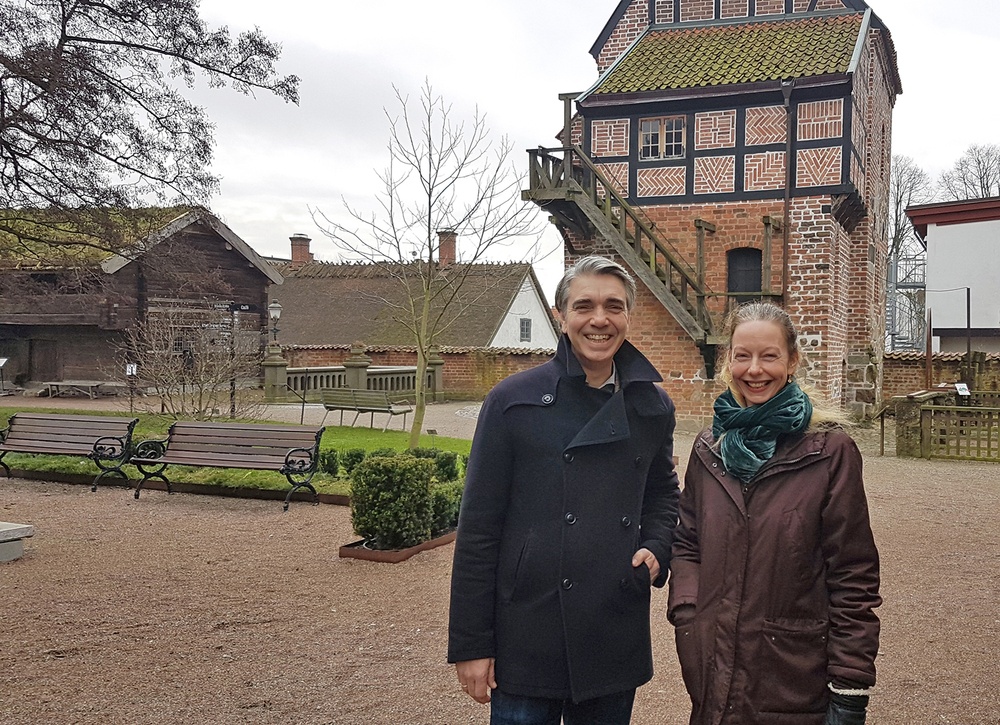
[712,382,813,483]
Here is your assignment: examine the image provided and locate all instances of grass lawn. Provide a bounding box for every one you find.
[0,406,471,498]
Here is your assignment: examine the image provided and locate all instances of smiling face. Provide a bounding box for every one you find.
[559,273,631,387]
[729,319,799,406]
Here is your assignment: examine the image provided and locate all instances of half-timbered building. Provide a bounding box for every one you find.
[524,0,901,423]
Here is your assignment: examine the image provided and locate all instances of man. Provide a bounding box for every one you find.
[448,255,680,724]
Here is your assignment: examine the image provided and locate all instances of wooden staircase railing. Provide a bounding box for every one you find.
[524,146,717,355]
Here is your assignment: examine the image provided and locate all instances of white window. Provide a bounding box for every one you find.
[640,116,686,160]
[519,318,532,342]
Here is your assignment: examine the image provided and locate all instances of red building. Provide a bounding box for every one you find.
[524,0,901,424]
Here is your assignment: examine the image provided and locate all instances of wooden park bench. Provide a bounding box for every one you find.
[130,421,325,511]
[321,388,413,431]
[0,412,138,491]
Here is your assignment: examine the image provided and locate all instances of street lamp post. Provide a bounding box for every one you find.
[263,300,287,403]
[268,300,282,344]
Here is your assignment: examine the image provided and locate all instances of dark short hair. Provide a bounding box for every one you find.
[554,256,636,314]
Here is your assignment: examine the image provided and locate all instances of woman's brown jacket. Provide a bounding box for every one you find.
[668,429,880,725]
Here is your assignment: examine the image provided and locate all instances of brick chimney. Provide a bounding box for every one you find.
[437,229,457,267]
[289,233,313,268]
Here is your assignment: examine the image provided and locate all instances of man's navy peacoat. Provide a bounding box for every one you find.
[448,335,680,703]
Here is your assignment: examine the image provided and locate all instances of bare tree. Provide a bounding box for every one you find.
[115,303,266,420]
[0,0,299,257]
[314,80,543,447]
[886,155,935,350]
[938,144,1000,201]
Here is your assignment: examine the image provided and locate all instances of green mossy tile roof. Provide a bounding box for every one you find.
[593,13,864,95]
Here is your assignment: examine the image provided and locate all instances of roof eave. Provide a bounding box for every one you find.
[578,73,852,109]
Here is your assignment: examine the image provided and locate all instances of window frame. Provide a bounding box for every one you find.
[519,318,532,343]
[639,116,686,161]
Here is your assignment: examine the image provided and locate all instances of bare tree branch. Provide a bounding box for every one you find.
[0,0,299,256]
[939,144,1000,201]
[312,80,544,447]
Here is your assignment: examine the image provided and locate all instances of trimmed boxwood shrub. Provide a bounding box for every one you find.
[318,449,339,476]
[340,448,367,475]
[350,455,435,550]
[432,451,459,481]
[430,479,463,535]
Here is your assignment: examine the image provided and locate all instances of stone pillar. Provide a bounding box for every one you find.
[893,390,950,458]
[427,346,445,402]
[262,343,288,403]
[344,343,371,390]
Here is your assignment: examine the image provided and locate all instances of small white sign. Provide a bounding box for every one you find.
[955,383,971,396]
[126,363,138,377]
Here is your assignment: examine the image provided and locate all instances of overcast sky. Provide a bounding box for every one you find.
[195,0,1000,302]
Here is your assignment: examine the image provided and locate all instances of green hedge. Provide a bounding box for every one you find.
[350,456,436,550]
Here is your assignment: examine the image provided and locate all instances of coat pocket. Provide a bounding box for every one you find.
[756,618,829,714]
[500,532,534,604]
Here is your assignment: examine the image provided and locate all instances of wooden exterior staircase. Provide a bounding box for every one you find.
[523,145,721,374]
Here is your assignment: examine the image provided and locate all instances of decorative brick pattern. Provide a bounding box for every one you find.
[655,0,673,23]
[816,0,848,8]
[597,0,648,74]
[796,147,842,187]
[746,105,787,145]
[755,0,785,14]
[721,0,750,19]
[794,0,811,11]
[695,110,737,150]
[591,119,630,157]
[798,99,844,141]
[638,166,687,197]
[694,156,736,194]
[681,0,715,22]
[744,151,786,191]
[596,162,630,197]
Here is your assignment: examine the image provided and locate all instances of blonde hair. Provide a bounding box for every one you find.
[719,302,851,430]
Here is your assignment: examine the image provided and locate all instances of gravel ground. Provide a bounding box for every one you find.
[1,400,999,724]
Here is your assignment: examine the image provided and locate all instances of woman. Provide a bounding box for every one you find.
[668,302,880,725]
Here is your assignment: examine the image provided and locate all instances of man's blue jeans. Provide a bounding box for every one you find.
[490,689,636,725]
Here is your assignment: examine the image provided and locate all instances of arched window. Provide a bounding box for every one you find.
[727,248,763,307]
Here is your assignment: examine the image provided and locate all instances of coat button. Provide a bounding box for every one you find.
[621,516,631,528]
[563,452,574,463]
[564,512,577,525]
[542,394,554,405]
[561,578,573,590]
[634,456,643,467]
[712,462,718,468]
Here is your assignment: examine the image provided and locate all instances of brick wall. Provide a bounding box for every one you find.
[695,110,737,150]
[597,0,648,74]
[655,0,674,23]
[592,119,630,157]
[681,0,716,22]
[882,353,1000,402]
[721,0,750,19]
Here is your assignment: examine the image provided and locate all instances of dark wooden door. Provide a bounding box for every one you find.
[29,339,59,381]
[727,248,763,307]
